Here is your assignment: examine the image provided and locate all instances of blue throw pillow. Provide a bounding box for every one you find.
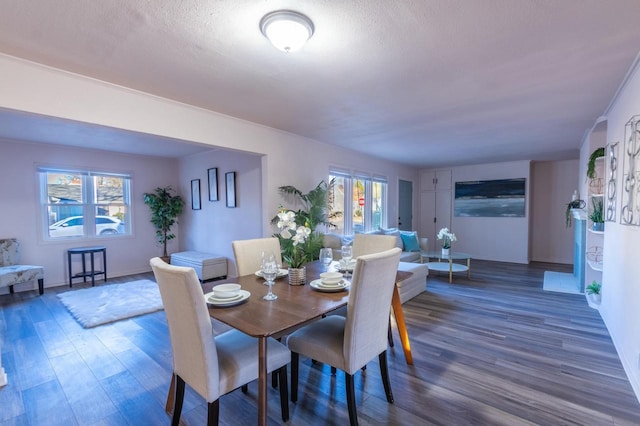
[400,231,420,252]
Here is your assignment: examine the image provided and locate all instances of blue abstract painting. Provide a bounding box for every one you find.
[454,178,526,217]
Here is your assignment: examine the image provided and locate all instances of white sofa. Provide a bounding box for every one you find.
[322,230,428,303]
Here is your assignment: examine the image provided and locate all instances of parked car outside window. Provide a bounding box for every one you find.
[49,215,123,237]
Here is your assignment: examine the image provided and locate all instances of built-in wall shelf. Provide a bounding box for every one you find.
[588,259,603,271]
[588,229,604,235]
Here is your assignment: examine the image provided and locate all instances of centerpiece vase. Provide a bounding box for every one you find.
[441,247,450,257]
[288,266,306,286]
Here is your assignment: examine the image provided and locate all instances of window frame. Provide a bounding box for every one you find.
[38,166,132,241]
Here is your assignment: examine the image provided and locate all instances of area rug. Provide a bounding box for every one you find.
[543,271,581,294]
[57,279,163,328]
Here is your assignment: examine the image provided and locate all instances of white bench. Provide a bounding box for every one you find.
[170,251,227,282]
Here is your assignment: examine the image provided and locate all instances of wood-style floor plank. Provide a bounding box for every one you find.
[1,262,639,425]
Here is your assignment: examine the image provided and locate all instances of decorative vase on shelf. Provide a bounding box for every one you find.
[441,247,450,257]
[592,222,604,232]
[288,266,306,286]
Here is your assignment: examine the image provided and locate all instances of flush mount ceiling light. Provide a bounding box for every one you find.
[260,10,314,52]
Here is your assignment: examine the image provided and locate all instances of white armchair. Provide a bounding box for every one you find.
[0,238,44,295]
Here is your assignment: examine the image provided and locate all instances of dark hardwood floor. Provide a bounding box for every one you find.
[1,260,639,425]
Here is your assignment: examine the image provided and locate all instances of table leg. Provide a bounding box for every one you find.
[258,337,267,426]
[68,251,72,287]
[90,252,96,286]
[391,286,413,365]
[467,258,471,279]
[81,253,87,283]
[103,248,107,282]
[165,373,175,414]
[448,259,453,283]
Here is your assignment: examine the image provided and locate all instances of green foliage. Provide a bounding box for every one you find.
[143,186,184,257]
[589,198,604,224]
[272,179,336,263]
[587,147,605,180]
[586,280,601,295]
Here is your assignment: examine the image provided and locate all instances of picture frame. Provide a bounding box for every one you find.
[191,179,201,210]
[208,167,218,201]
[225,172,236,208]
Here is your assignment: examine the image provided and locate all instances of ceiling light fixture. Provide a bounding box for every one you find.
[260,10,314,53]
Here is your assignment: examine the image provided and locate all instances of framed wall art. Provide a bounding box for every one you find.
[208,167,218,201]
[454,178,526,217]
[191,179,201,210]
[226,172,236,208]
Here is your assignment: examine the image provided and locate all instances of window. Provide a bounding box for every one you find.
[329,170,387,234]
[38,167,131,240]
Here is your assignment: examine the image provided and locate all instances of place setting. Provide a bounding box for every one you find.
[310,271,350,293]
[204,283,251,307]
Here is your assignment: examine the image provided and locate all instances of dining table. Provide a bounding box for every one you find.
[166,261,413,425]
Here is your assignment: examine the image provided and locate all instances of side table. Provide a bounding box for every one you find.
[68,246,107,287]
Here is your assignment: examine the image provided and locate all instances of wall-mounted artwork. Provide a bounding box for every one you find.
[605,142,619,222]
[191,179,201,210]
[454,178,526,217]
[621,115,640,226]
[208,167,218,201]
[226,172,236,208]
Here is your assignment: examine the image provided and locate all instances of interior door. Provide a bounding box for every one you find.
[398,179,413,231]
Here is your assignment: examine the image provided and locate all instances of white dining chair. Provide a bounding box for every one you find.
[232,237,283,277]
[286,247,402,426]
[150,257,291,425]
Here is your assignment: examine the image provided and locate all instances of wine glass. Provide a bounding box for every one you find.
[261,253,278,301]
[341,244,352,278]
[319,247,333,272]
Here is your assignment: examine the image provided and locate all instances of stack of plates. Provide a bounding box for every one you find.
[255,269,288,278]
[204,289,251,307]
[310,279,349,292]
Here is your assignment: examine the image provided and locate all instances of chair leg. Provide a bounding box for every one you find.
[241,384,248,393]
[345,373,358,426]
[38,279,44,295]
[207,399,219,426]
[272,370,278,388]
[379,351,394,403]
[291,352,299,402]
[331,366,337,376]
[387,316,394,347]
[278,366,289,422]
[172,375,186,426]
[9,285,14,294]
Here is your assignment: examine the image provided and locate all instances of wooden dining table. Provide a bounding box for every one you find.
[167,261,413,426]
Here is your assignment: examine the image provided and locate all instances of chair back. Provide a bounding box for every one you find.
[343,247,401,373]
[0,238,20,266]
[232,237,282,276]
[150,257,220,400]
[352,234,397,258]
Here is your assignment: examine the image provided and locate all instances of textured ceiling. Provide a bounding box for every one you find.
[1,0,639,166]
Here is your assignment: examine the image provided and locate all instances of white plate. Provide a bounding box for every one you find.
[255,269,288,278]
[310,279,349,293]
[205,290,251,307]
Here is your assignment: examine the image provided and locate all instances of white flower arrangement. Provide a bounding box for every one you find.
[275,209,313,268]
[437,227,457,249]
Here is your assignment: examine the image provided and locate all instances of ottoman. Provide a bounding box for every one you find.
[170,251,227,282]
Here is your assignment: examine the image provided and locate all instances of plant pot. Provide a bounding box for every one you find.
[441,248,450,257]
[592,222,604,232]
[588,292,601,305]
[288,267,306,286]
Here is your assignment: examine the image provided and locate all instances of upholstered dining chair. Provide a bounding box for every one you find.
[150,257,291,425]
[287,247,402,426]
[232,237,283,277]
[351,234,398,258]
[0,238,44,295]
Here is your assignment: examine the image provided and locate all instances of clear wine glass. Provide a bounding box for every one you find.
[341,244,352,278]
[262,253,278,301]
[320,247,333,272]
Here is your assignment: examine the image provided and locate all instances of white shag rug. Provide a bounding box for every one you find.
[57,279,163,328]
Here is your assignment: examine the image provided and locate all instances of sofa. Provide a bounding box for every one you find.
[322,229,428,303]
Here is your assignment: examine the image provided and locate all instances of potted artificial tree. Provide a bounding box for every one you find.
[143,186,184,262]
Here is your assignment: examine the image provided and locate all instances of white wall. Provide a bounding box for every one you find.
[599,58,640,400]
[0,139,180,291]
[447,160,532,264]
[530,159,579,264]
